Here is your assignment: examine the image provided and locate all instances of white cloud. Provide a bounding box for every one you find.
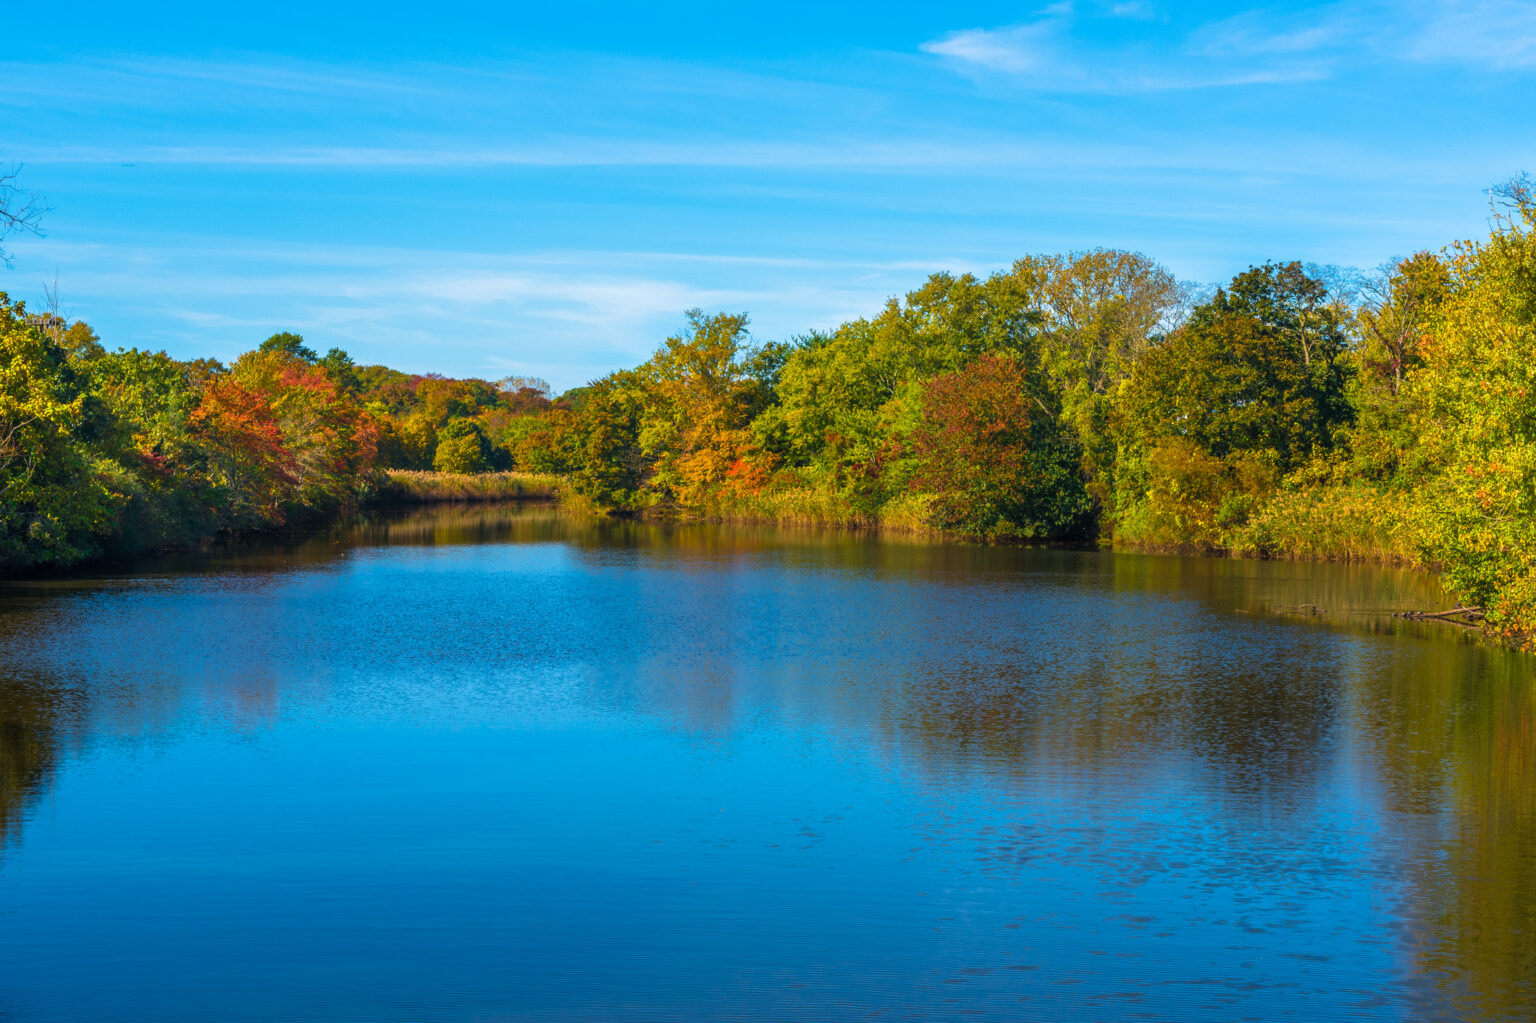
[920,23,1058,74]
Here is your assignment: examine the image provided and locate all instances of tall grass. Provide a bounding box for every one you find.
[376,470,563,505]
[698,488,939,534]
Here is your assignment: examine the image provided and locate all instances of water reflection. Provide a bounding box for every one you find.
[0,504,1531,1021]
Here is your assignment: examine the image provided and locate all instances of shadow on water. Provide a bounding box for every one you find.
[0,503,1532,1021]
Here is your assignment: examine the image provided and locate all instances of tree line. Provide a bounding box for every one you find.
[3,179,1535,643]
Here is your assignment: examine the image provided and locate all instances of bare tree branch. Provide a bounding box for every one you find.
[0,162,49,268]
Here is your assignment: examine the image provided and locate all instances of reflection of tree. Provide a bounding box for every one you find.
[1366,646,1536,1018]
[882,619,1347,809]
[0,672,79,849]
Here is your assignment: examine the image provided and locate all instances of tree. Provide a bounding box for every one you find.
[0,294,120,566]
[1359,253,1448,395]
[637,309,765,505]
[1124,262,1355,471]
[258,331,318,363]
[198,349,381,517]
[1112,263,1356,547]
[62,321,105,363]
[317,347,360,392]
[1021,249,1183,509]
[761,269,1045,492]
[433,419,492,474]
[567,374,645,508]
[1408,176,1536,641]
[1025,249,1182,399]
[911,353,1090,538]
[0,164,47,268]
[187,375,296,525]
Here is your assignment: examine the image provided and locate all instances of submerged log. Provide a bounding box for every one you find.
[1393,606,1485,626]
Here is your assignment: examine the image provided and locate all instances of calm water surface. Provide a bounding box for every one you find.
[2,507,1533,1021]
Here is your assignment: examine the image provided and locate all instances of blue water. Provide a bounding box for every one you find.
[1,508,1531,1021]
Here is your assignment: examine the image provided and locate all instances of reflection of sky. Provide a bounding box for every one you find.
[0,523,1523,1019]
[6,0,1536,387]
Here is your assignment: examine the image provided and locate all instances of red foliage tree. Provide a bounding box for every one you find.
[188,376,297,524]
[911,354,1090,538]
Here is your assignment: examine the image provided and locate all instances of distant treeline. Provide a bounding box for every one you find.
[3,180,1535,643]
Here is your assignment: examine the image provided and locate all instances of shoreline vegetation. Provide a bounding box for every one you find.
[4,178,1536,646]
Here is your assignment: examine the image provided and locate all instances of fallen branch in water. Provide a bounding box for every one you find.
[1393,606,1485,625]
[1270,604,1489,631]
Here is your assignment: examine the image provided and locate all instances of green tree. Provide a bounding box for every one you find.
[1023,249,1182,510]
[258,331,318,363]
[0,294,120,567]
[1408,177,1536,641]
[567,374,646,508]
[433,419,493,474]
[1122,262,1354,470]
[1114,263,1356,546]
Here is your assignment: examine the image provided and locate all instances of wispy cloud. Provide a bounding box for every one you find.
[26,133,1440,179]
[1400,0,1536,68]
[925,0,1536,90]
[1109,2,1158,20]
[18,237,937,387]
[1197,0,1536,69]
[921,4,1325,91]
[922,22,1059,74]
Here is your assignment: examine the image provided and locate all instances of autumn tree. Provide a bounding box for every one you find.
[911,353,1090,538]
[759,269,1044,499]
[634,309,771,505]
[188,374,297,525]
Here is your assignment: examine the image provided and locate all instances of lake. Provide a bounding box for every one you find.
[1,506,1532,1021]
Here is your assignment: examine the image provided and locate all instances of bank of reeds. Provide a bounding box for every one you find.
[698,489,940,534]
[376,470,563,505]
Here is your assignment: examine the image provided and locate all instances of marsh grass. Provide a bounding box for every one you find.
[377,470,563,504]
[695,489,941,535]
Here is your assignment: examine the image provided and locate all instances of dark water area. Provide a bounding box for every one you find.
[2,506,1532,1022]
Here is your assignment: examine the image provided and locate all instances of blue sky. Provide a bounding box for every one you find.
[3,0,1533,390]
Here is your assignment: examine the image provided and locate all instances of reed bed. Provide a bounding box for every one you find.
[701,489,939,534]
[376,470,563,505]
